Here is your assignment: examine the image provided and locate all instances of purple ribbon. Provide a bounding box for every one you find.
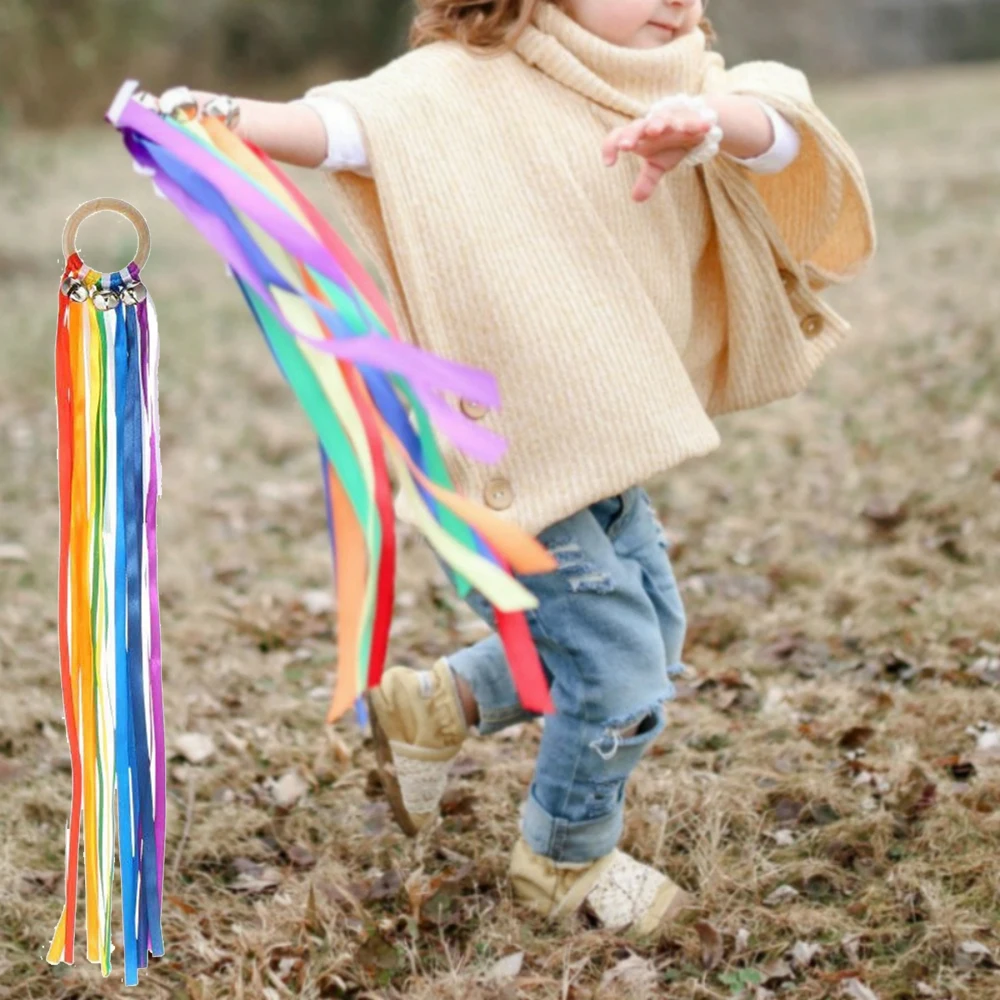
[132,261,166,915]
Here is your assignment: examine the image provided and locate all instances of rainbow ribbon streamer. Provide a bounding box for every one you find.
[49,254,165,984]
[107,79,556,723]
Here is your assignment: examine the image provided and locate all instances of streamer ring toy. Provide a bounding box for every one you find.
[61,198,151,310]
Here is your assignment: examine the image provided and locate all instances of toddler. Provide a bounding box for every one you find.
[179,0,875,934]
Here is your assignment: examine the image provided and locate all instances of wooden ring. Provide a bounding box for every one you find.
[61,198,151,272]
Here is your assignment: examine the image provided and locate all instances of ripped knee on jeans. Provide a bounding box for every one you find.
[589,703,664,761]
[546,541,616,595]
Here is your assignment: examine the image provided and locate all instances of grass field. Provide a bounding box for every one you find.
[1,64,999,1000]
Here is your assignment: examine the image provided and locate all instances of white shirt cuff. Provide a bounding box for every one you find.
[294,97,372,177]
[730,100,801,175]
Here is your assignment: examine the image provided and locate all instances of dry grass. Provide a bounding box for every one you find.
[2,64,1000,1000]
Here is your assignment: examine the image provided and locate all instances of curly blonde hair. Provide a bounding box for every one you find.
[410,0,715,53]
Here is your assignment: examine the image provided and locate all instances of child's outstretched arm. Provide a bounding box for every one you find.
[183,92,354,171]
[603,96,800,203]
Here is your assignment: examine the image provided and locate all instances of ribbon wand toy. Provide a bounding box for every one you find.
[49,198,165,985]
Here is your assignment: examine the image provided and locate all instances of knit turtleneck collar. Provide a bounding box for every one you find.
[514,2,714,118]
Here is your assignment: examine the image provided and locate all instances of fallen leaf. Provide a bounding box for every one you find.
[285,844,316,869]
[270,770,309,808]
[789,941,821,969]
[803,874,838,902]
[301,589,334,616]
[599,955,658,997]
[935,756,976,782]
[839,726,875,749]
[174,733,215,764]
[695,921,724,970]
[882,651,916,681]
[862,498,908,531]
[894,766,937,820]
[968,656,1000,685]
[841,934,863,964]
[872,691,895,713]
[763,884,799,907]
[806,801,842,826]
[842,980,879,1000]
[230,860,281,894]
[772,797,804,825]
[421,884,461,928]
[440,787,477,816]
[483,951,524,984]
[956,939,995,969]
[362,869,403,904]
[317,879,362,915]
[971,723,1000,751]
[827,839,875,872]
[764,634,807,660]
[221,731,248,753]
[355,931,405,975]
[760,959,795,985]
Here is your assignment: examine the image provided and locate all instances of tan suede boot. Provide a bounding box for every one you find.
[509,838,690,936]
[366,659,469,836]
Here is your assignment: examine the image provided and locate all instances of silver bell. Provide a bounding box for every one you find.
[120,281,148,305]
[133,90,161,113]
[91,286,121,311]
[159,86,198,123]
[203,94,240,129]
[61,276,90,303]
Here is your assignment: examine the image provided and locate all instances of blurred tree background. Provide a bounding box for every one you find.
[1,0,1000,126]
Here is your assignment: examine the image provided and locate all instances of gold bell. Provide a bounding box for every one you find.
[91,286,122,312]
[203,95,240,130]
[133,90,161,113]
[159,86,199,123]
[120,281,148,306]
[61,276,89,303]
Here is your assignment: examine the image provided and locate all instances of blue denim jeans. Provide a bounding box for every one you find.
[448,486,686,864]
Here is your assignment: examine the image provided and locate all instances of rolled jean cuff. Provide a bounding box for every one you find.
[521,789,624,864]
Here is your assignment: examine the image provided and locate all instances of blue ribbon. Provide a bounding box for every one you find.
[116,276,164,982]
[112,288,139,985]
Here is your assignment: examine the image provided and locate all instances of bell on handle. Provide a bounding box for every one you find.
[91,286,121,312]
[203,95,241,130]
[158,86,199,123]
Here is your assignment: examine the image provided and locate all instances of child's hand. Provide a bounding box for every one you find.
[601,108,712,203]
[150,88,246,138]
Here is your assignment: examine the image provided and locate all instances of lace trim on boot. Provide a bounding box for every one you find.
[389,740,453,816]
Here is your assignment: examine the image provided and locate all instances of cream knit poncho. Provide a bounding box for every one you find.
[307,3,876,536]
